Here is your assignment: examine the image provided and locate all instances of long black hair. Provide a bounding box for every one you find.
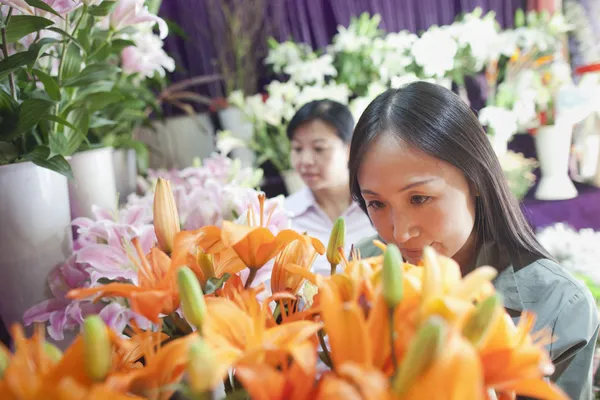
[287,99,355,143]
[348,81,553,265]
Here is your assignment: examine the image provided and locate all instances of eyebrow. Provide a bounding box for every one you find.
[361,178,439,196]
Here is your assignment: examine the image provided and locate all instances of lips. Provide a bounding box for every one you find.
[399,248,423,259]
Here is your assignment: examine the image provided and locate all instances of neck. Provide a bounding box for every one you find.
[312,183,352,222]
[453,231,481,276]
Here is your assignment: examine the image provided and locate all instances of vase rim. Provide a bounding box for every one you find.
[71,146,114,159]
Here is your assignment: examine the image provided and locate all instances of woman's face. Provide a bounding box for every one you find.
[290,120,350,190]
[357,134,477,265]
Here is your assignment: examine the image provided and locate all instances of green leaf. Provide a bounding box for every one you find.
[24,0,63,18]
[203,273,231,295]
[44,114,79,132]
[32,69,60,101]
[64,107,89,155]
[4,15,55,44]
[85,92,124,112]
[87,1,116,16]
[89,116,117,129]
[0,88,18,113]
[23,146,73,180]
[48,131,69,157]
[61,43,82,81]
[62,64,119,87]
[27,37,59,66]
[0,98,54,141]
[47,27,85,53]
[0,51,37,80]
[0,142,18,164]
[110,39,135,53]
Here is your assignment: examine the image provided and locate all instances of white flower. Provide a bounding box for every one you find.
[265,41,313,74]
[227,90,246,110]
[331,25,372,53]
[216,130,248,156]
[453,12,500,68]
[411,27,458,78]
[121,32,175,78]
[294,83,350,108]
[284,54,337,85]
[479,106,518,142]
[266,80,301,102]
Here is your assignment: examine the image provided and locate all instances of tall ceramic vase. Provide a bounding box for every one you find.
[219,106,256,167]
[112,148,137,205]
[69,147,118,219]
[534,124,578,200]
[0,162,73,334]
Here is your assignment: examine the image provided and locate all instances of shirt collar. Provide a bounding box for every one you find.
[475,242,524,313]
[285,187,362,218]
[285,187,317,217]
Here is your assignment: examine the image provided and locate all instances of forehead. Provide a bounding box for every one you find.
[357,134,458,189]
[291,120,339,142]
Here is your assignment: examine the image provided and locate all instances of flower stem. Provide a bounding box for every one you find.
[244,268,257,289]
[317,329,334,370]
[389,306,398,381]
[1,7,16,99]
[330,263,337,275]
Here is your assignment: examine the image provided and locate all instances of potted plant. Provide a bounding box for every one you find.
[0,0,170,331]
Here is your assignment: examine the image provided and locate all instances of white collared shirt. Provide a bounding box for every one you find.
[284,187,378,276]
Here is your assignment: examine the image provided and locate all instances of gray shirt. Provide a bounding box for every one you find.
[357,236,599,400]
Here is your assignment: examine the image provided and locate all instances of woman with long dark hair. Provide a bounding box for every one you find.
[352,81,598,399]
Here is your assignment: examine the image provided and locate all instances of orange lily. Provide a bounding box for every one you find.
[68,239,178,323]
[170,228,246,286]
[477,311,568,400]
[315,362,390,400]
[235,361,317,400]
[202,294,321,382]
[0,323,147,400]
[195,194,303,287]
[271,234,325,295]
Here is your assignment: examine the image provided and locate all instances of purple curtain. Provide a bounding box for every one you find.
[159,0,526,102]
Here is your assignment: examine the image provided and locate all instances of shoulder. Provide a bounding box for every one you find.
[355,234,384,258]
[284,188,314,218]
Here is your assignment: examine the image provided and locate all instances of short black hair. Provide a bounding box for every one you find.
[287,99,354,143]
[349,81,553,266]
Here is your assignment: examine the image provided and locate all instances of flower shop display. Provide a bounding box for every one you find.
[226,9,564,196]
[0,0,175,218]
[477,10,592,201]
[2,171,570,399]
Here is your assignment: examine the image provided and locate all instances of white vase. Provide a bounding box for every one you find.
[0,162,73,335]
[218,106,255,167]
[534,124,578,200]
[112,148,137,205]
[135,114,215,169]
[69,147,118,219]
[281,170,305,195]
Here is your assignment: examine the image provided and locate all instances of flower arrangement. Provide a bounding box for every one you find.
[0,0,173,176]
[6,173,570,399]
[22,153,274,340]
[228,8,564,174]
[479,9,573,146]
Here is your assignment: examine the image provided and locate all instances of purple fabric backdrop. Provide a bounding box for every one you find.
[158,0,526,99]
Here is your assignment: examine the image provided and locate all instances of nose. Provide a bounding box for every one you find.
[392,212,419,244]
[298,149,315,166]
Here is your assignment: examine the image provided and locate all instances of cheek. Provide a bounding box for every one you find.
[427,196,476,255]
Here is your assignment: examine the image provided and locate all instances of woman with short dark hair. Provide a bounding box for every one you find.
[352,81,598,400]
[284,99,376,275]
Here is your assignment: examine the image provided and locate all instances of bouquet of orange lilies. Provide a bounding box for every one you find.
[2,178,569,400]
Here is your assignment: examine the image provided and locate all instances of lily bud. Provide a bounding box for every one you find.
[422,246,442,303]
[83,315,111,382]
[44,342,63,363]
[187,336,217,394]
[392,316,446,394]
[177,266,207,330]
[154,178,180,254]
[0,349,9,378]
[462,293,503,347]
[382,244,404,308]
[327,217,346,272]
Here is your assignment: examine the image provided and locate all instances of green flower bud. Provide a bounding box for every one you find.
[327,217,346,272]
[83,315,111,382]
[382,244,404,308]
[178,266,207,330]
[462,293,503,347]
